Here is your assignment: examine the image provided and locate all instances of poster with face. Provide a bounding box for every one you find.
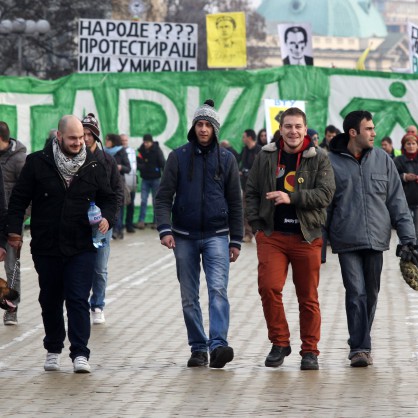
[278,23,314,66]
[207,12,247,68]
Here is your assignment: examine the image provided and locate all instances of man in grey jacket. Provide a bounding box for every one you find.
[327,110,416,367]
[0,121,27,325]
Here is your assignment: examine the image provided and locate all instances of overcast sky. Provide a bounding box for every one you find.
[250,0,262,8]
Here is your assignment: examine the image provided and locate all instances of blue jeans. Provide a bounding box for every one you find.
[33,251,95,360]
[173,235,230,353]
[90,228,112,311]
[139,179,160,223]
[338,250,383,358]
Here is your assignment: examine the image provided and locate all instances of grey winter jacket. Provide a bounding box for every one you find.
[0,139,27,208]
[245,140,335,243]
[327,133,416,253]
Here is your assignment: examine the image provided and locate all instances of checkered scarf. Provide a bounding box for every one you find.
[52,137,86,186]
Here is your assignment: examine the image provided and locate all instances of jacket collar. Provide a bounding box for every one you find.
[262,138,317,159]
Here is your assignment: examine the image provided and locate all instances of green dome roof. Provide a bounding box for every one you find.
[257,0,387,38]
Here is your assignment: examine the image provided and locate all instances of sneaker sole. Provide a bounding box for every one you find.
[44,366,60,371]
[4,321,18,326]
[93,319,105,324]
[210,347,234,368]
[350,360,368,368]
[74,367,91,374]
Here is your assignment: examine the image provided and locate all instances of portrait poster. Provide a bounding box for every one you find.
[264,99,306,141]
[207,12,247,68]
[278,23,313,66]
[408,21,418,74]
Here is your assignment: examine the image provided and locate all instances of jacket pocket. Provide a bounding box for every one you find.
[369,173,388,196]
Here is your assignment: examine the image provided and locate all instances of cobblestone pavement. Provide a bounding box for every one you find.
[0,229,417,417]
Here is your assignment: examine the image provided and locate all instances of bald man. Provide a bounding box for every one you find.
[6,115,117,374]
[406,125,418,136]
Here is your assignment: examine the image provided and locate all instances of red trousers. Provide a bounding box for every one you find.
[256,231,322,356]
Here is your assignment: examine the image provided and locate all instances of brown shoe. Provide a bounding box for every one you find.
[350,352,369,367]
[134,221,145,230]
[365,352,373,365]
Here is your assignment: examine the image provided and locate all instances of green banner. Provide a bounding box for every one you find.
[0,66,417,153]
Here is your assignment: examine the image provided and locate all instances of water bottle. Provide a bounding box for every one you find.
[87,202,107,249]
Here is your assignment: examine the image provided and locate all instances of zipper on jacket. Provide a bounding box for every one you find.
[201,153,207,237]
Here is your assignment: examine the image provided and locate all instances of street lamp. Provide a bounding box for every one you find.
[0,19,51,76]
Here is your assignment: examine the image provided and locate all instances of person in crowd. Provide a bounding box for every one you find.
[155,99,243,369]
[0,121,27,325]
[319,124,339,152]
[381,136,401,159]
[135,134,165,230]
[406,125,417,136]
[104,133,130,240]
[307,128,319,148]
[44,129,58,147]
[220,139,240,162]
[246,107,335,371]
[121,133,137,233]
[394,133,418,240]
[240,129,261,243]
[257,128,268,146]
[327,110,416,367]
[7,115,117,373]
[82,114,123,325]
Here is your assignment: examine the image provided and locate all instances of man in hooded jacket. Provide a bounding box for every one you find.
[155,99,243,369]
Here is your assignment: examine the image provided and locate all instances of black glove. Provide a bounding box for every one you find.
[396,243,418,266]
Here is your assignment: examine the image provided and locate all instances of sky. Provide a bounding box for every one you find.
[250,0,262,8]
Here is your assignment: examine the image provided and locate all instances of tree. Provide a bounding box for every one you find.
[0,0,112,79]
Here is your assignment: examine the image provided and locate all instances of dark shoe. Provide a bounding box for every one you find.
[187,351,208,367]
[209,346,234,368]
[126,226,136,233]
[150,223,157,229]
[350,352,369,367]
[265,345,291,367]
[301,352,319,370]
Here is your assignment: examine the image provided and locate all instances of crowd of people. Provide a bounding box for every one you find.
[0,103,416,374]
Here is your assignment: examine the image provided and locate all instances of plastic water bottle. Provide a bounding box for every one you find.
[87,202,106,248]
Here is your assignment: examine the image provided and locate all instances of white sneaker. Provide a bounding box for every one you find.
[73,356,91,373]
[92,308,105,324]
[44,353,60,371]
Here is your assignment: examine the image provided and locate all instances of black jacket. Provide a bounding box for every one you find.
[394,154,418,207]
[93,147,124,212]
[7,143,117,257]
[137,142,165,180]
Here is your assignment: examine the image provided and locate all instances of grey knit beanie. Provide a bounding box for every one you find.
[187,99,220,142]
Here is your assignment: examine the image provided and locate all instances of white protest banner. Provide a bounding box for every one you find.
[78,19,198,73]
[278,23,313,66]
[408,21,418,74]
[264,99,306,141]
